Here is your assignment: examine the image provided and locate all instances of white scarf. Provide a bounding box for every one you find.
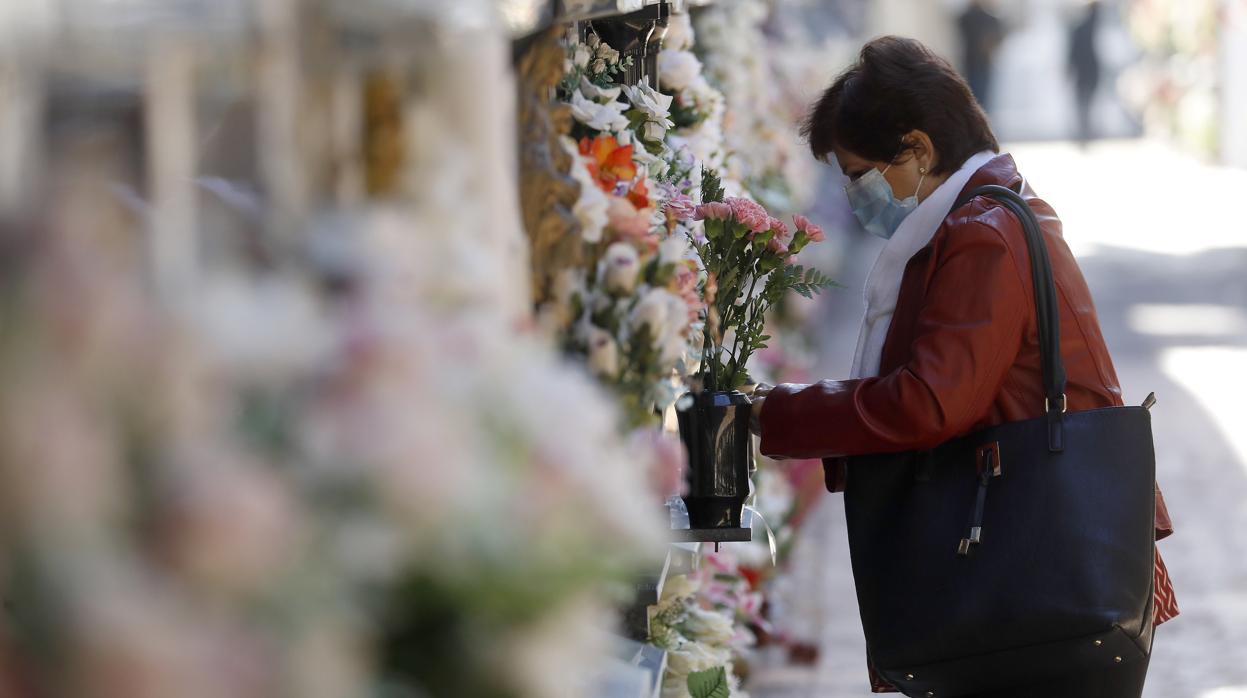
[849,150,998,379]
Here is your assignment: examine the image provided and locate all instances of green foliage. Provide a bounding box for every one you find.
[669,96,707,130]
[687,667,731,698]
[702,169,725,204]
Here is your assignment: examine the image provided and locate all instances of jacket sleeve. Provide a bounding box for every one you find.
[759,220,1028,459]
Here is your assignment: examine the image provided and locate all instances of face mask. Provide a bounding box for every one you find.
[845,161,926,240]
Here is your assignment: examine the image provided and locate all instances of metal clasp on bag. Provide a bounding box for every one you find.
[958,442,1002,556]
[976,441,1002,477]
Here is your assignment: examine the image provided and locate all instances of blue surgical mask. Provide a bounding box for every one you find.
[845,162,925,240]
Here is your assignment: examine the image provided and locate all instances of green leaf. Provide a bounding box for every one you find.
[701,169,725,203]
[687,666,730,698]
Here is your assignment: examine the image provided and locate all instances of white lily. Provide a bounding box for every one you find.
[578,76,622,103]
[569,90,629,133]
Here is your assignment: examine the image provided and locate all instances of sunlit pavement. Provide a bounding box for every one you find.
[750,139,1247,697]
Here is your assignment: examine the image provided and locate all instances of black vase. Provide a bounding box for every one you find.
[675,390,753,529]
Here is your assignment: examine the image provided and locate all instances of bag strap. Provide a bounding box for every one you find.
[954,183,1068,452]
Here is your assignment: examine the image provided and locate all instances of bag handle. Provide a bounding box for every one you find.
[954,183,1067,452]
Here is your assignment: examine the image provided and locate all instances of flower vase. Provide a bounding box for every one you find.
[675,390,753,529]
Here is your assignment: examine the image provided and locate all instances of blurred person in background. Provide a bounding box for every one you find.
[957,0,1006,114]
[1069,0,1104,147]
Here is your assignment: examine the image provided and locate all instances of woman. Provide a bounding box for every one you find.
[750,37,1177,697]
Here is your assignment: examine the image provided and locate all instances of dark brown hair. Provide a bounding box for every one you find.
[801,36,999,175]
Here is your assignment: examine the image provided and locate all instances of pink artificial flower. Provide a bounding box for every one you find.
[607,196,655,243]
[693,201,732,221]
[664,191,697,221]
[726,197,770,233]
[793,214,825,242]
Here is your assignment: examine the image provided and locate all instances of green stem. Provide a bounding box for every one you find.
[725,267,760,388]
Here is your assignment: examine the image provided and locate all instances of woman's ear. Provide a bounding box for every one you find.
[901,129,938,172]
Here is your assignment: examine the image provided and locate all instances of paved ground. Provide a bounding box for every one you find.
[749,140,1247,698]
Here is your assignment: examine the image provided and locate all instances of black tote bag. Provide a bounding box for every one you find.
[842,185,1156,697]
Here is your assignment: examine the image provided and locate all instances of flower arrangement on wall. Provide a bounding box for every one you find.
[543,27,704,429]
[693,1,821,215]
[536,14,840,697]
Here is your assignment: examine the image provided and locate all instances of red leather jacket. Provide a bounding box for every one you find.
[759,155,1176,688]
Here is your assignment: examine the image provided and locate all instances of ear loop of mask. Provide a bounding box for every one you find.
[880,158,926,199]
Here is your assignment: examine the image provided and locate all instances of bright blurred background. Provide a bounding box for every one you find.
[0,1,1241,697]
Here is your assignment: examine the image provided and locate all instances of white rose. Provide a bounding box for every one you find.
[596,43,619,61]
[587,326,620,378]
[586,32,600,48]
[643,120,666,143]
[592,58,607,74]
[573,45,591,69]
[658,49,702,92]
[623,83,674,128]
[664,13,695,51]
[603,242,641,295]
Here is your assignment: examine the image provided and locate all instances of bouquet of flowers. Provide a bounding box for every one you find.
[690,171,833,393]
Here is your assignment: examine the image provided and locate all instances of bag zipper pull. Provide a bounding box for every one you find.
[959,444,1000,556]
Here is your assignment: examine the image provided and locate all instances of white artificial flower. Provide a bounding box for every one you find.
[632,288,671,335]
[623,83,674,129]
[578,76,622,103]
[664,13,695,51]
[587,326,620,379]
[603,242,641,295]
[683,606,737,645]
[592,58,607,74]
[586,32,600,48]
[632,289,689,365]
[658,235,688,265]
[595,43,621,64]
[633,147,670,181]
[569,90,629,133]
[563,139,610,242]
[573,45,591,69]
[657,49,703,92]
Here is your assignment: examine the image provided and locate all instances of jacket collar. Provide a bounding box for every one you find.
[955,153,1024,204]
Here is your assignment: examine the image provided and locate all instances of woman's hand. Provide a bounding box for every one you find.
[748,382,773,436]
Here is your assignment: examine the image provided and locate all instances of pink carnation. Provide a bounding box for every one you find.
[793,213,825,242]
[763,216,793,255]
[693,201,732,221]
[726,197,770,233]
